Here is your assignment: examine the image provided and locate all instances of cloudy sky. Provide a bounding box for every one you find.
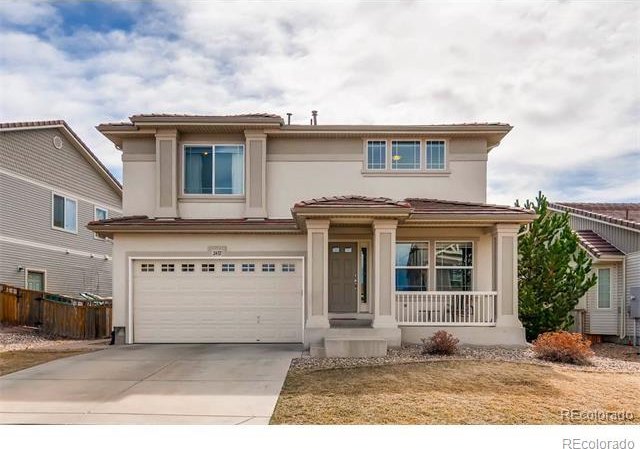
[0,0,638,205]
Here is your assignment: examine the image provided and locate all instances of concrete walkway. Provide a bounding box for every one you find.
[0,343,302,424]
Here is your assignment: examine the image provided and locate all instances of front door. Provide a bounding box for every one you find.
[26,270,45,291]
[329,242,358,313]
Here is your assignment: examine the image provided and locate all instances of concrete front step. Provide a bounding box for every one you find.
[324,337,388,358]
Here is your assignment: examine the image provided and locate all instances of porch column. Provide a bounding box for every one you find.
[306,219,330,328]
[372,219,398,328]
[492,224,523,328]
[154,129,178,217]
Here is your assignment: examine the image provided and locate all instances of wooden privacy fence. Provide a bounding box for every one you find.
[0,284,112,339]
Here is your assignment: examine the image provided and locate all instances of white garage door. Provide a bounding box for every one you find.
[132,258,303,343]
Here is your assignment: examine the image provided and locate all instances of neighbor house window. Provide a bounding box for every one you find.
[184,144,244,195]
[367,141,386,170]
[94,207,108,239]
[52,194,77,233]
[391,141,420,170]
[597,268,611,308]
[395,242,429,291]
[436,242,473,291]
[426,140,446,170]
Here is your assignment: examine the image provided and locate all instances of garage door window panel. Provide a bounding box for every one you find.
[222,263,235,272]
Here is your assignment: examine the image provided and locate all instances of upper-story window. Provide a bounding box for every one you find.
[391,141,421,170]
[52,193,77,233]
[426,140,446,170]
[94,207,108,239]
[367,141,386,170]
[184,144,244,195]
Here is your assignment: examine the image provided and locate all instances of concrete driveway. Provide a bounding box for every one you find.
[0,344,302,424]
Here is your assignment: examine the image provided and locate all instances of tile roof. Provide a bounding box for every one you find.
[575,230,624,258]
[550,202,640,231]
[294,195,411,208]
[406,198,535,215]
[88,216,299,232]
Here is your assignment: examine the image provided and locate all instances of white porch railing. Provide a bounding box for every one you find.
[395,291,497,326]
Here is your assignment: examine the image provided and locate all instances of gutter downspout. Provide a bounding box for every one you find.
[621,256,627,340]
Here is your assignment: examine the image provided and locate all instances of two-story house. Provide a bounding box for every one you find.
[89,113,535,354]
[0,121,122,297]
[549,202,640,344]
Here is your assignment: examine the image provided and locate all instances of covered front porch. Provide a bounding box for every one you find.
[292,196,536,352]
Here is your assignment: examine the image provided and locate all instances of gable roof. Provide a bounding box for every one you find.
[575,230,625,258]
[550,202,640,231]
[0,120,122,196]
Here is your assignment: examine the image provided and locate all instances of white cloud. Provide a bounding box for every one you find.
[0,1,638,204]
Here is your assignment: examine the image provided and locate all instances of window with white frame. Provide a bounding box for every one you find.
[52,194,77,232]
[184,144,244,195]
[391,141,420,170]
[395,242,429,291]
[367,141,386,170]
[426,140,446,170]
[94,207,108,239]
[436,242,473,291]
[597,268,611,308]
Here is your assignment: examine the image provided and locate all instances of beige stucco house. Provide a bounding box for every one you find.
[89,113,535,354]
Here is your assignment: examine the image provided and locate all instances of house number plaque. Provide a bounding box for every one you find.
[209,246,227,256]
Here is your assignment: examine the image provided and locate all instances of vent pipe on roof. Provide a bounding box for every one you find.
[311,110,318,125]
[286,113,292,125]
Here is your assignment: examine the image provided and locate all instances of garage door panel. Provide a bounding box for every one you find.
[132,259,303,343]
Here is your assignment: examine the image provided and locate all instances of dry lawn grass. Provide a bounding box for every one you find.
[0,350,91,377]
[271,360,640,424]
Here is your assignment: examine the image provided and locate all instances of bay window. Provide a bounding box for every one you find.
[395,242,429,291]
[184,144,244,195]
[436,242,473,291]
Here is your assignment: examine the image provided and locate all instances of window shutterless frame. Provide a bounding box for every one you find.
[395,241,430,291]
[51,192,78,234]
[180,142,245,197]
[362,138,450,174]
[425,140,447,170]
[434,240,474,291]
[94,206,108,240]
[596,267,612,309]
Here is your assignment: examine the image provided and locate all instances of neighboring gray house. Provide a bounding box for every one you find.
[549,203,640,343]
[0,121,122,297]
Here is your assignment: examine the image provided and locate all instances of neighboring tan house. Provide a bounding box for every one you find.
[89,113,535,354]
[0,121,122,297]
[549,203,640,344]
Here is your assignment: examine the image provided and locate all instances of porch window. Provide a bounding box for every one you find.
[426,140,446,170]
[436,242,473,291]
[184,145,244,195]
[395,242,429,291]
[391,141,420,170]
[597,268,611,308]
[367,141,386,170]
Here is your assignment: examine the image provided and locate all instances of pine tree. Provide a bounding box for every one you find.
[515,192,597,341]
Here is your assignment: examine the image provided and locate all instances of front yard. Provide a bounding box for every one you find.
[0,324,107,376]
[271,346,640,425]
